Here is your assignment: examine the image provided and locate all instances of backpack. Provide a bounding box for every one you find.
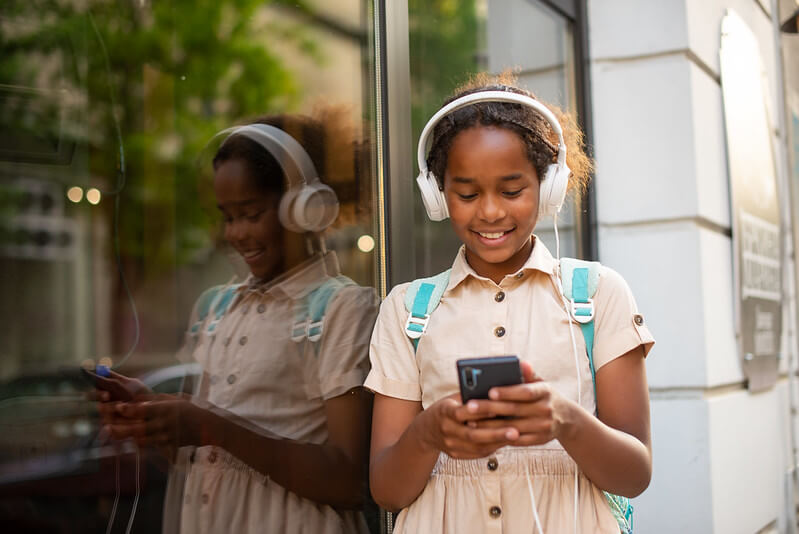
[402,258,634,534]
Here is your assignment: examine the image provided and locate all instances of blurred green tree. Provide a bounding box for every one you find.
[0,0,318,268]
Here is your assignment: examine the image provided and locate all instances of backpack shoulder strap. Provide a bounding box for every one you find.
[403,269,452,351]
[190,283,242,334]
[292,275,356,344]
[559,258,601,392]
[560,258,634,534]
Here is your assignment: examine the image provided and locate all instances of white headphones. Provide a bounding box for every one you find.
[416,90,571,222]
[215,123,339,233]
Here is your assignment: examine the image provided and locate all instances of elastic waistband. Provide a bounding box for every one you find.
[431,447,577,477]
[189,446,267,484]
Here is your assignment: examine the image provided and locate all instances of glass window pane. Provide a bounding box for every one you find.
[0,1,381,532]
[409,0,581,275]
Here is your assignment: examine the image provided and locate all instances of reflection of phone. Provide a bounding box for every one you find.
[457,356,523,403]
[80,367,135,401]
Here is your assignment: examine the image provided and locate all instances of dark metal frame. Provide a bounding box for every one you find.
[373,2,597,529]
[377,0,597,289]
[537,0,596,260]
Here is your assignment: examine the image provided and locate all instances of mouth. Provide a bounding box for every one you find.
[240,249,265,264]
[472,228,515,245]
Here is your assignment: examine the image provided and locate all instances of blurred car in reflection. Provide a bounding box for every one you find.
[0,363,200,533]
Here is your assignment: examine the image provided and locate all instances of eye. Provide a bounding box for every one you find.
[246,210,264,222]
[502,189,523,198]
[457,193,478,201]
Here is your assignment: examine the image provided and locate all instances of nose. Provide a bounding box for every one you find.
[477,193,506,223]
[224,218,247,245]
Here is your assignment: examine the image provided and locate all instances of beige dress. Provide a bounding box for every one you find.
[364,239,654,534]
[164,252,378,534]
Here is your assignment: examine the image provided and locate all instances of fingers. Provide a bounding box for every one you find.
[105,415,174,446]
[430,397,519,458]
[86,389,110,402]
[101,401,176,442]
[488,381,551,403]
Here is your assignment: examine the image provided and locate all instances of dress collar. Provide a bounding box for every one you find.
[446,236,558,292]
[237,251,341,300]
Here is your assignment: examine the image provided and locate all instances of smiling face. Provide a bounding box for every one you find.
[443,125,539,283]
[214,158,284,280]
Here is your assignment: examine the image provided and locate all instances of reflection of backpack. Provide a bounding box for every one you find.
[402,258,634,534]
[190,276,354,352]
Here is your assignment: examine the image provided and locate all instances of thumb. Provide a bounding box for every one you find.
[107,369,132,382]
[520,360,542,383]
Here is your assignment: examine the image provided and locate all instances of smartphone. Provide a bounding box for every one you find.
[80,366,135,401]
[456,356,523,403]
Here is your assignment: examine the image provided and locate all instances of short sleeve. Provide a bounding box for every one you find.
[592,267,655,370]
[315,285,379,400]
[363,283,422,401]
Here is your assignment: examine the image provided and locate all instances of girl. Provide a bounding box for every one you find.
[365,74,654,533]
[99,114,378,534]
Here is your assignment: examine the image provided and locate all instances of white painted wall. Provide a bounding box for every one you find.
[588,0,792,532]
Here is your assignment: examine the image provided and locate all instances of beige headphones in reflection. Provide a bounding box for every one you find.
[214,123,339,233]
[415,90,571,222]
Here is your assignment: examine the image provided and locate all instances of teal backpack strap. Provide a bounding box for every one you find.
[403,269,452,351]
[190,283,242,334]
[292,275,355,352]
[560,258,600,397]
[560,258,634,534]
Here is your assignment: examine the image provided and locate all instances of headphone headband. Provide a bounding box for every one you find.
[219,123,320,189]
[415,90,570,222]
[417,90,567,176]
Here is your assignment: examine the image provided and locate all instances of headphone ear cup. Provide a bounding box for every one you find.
[538,163,570,218]
[278,188,306,233]
[291,183,340,232]
[416,171,449,221]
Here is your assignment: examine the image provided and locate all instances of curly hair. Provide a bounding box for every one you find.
[426,72,592,196]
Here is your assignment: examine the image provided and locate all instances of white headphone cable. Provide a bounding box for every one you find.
[525,469,545,534]
[124,444,141,534]
[552,214,583,534]
[104,452,120,534]
[103,442,141,534]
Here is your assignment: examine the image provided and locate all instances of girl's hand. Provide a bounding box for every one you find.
[468,361,571,446]
[415,393,520,459]
[100,395,205,451]
[91,370,153,403]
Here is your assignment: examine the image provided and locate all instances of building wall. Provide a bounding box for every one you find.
[588,0,794,532]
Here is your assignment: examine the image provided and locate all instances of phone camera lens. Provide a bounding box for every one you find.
[464,367,475,388]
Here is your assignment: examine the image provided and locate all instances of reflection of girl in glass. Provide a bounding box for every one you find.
[366,74,655,533]
[99,113,378,534]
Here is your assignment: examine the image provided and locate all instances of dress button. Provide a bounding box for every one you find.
[487,457,498,471]
[257,303,266,314]
[633,314,644,326]
[201,493,209,505]
[489,505,501,518]
[494,291,505,303]
[494,326,505,338]
[227,374,237,385]
[239,336,248,346]
[208,451,218,464]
